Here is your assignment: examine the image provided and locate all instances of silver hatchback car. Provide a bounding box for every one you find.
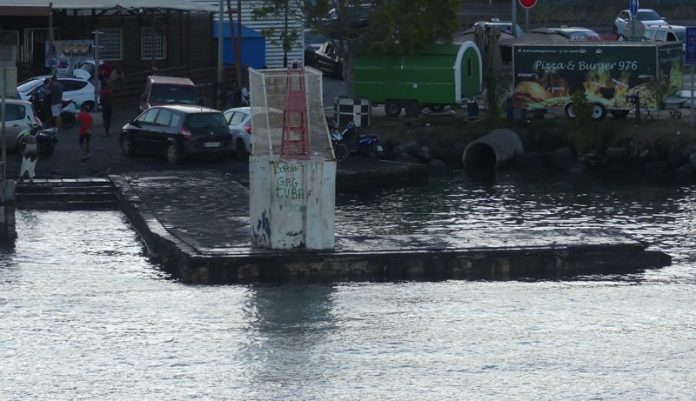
[0,98,43,151]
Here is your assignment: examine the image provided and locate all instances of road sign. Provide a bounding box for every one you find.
[686,27,696,66]
[629,0,639,17]
[519,0,537,9]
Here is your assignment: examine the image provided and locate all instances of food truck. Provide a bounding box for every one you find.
[512,42,683,119]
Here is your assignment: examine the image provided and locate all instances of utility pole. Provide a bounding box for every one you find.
[217,0,224,109]
[511,0,517,38]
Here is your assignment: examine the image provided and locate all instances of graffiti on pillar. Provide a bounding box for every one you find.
[274,162,306,212]
[252,209,271,246]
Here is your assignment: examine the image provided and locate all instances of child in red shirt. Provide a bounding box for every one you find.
[76,104,93,162]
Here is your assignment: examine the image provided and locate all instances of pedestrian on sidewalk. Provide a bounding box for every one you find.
[18,135,38,182]
[47,75,64,131]
[76,103,93,162]
[100,79,113,136]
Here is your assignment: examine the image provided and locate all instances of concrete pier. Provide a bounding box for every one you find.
[110,171,671,284]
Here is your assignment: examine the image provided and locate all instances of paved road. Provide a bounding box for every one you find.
[8,108,250,180]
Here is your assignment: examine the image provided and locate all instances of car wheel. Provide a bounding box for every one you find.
[166,142,181,164]
[84,101,95,112]
[405,102,420,118]
[121,135,135,156]
[384,101,401,117]
[236,139,249,161]
[591,104,607,120]
[333,143,349,162]
[564,103,576,119]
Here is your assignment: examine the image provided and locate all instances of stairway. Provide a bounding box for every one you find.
[14,178,117,210]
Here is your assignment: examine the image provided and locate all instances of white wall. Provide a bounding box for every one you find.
[194,0,305,68]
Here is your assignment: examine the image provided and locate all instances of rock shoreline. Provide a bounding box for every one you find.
[366,115,696,183]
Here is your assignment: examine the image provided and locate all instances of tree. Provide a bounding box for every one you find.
[252,0,306,67]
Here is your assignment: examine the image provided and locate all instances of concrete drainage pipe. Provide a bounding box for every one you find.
[462,129,523,177]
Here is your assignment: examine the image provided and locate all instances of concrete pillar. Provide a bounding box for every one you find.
[250,156,336,249]
[0,179,17,244]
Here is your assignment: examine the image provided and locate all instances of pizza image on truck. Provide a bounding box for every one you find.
[512,42,683,120]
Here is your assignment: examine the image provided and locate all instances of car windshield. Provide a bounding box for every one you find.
[17,79,44,93]
[150,84,197,104]
[187,113,226,129]
[636,10,662,21]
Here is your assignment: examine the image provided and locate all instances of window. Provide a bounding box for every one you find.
[138,108,159,124]
[141,28,166,60]
[186,113,226,129]
[155,109,172,126]
[229,111,248,126]
[99,28,122,61]
[467,58,472,77]
[60,79,87,91]
[0,104,25,121]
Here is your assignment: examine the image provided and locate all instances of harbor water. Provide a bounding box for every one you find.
[1,174,695,400]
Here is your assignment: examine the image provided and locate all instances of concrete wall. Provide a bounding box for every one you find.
[249,156,336,250]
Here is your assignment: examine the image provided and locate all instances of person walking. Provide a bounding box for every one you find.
[100,80,113,136]
[47,75,64,131]
[76,103,93,162]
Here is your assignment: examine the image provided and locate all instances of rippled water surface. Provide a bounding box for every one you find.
[2,175,696,400]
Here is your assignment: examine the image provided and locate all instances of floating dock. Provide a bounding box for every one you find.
[102,171,671,284]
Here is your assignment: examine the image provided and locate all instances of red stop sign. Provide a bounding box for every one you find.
[519,0,537,8]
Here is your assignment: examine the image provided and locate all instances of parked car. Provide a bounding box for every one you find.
[223,107,253,161]
[303,29,325,67]
[530,27,601,41]
[644,24,686,51]
[308,41,344,79]
[0,98,43,151]
[465,19,524,37]
[16,76,98,111]
[139,75,199,113]
[120,105,234,163]
[614,9,667,38]
[222,106,285,161]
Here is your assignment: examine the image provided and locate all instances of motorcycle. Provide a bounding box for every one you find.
[329,119,383,162]
[30,95,78,129]
[329,120,353,161]
[16,125,59,160]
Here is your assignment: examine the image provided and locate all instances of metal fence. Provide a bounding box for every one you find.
[248,67,333,161]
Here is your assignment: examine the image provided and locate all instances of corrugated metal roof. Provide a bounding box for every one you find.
[0,0,217,11]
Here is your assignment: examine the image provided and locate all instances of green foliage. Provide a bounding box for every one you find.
[362,0,459,55]
[251,0,307,66]
[570,90,592,123]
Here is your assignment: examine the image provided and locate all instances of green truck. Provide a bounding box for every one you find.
[512,42,683,120]
[352,42,483,117]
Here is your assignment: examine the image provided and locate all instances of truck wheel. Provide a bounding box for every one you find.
[564,104,576,119]
[610,110,629,119]
[405,102,420,117]
[591,104,607,120]
[385,102,401,117]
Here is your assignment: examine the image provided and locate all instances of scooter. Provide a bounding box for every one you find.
[29,95,78,129]
[329,119,384,161]
[16,125,59,160]
[329,120,353,161]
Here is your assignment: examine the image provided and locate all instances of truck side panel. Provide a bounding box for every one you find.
[353,42,482,106]
[512,44,665,111]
